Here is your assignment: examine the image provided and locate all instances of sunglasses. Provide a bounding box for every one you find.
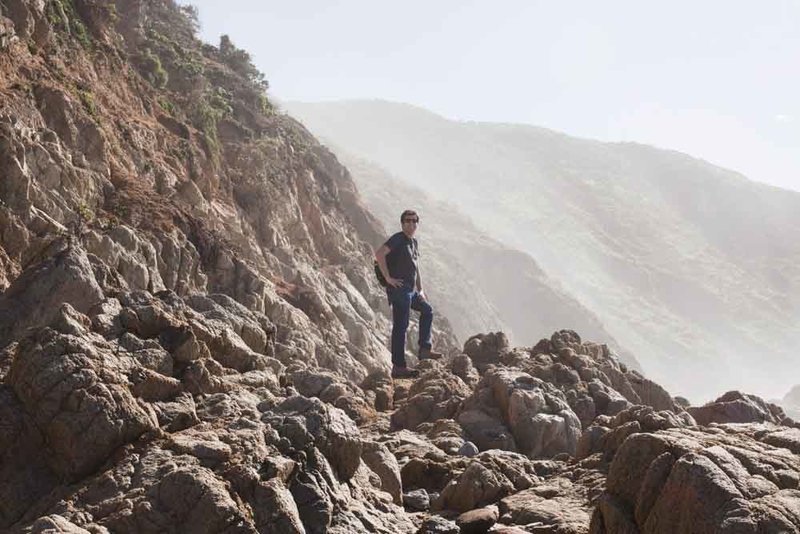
[403,218,419,223]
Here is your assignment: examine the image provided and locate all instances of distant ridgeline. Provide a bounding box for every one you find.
[286,99,800,402]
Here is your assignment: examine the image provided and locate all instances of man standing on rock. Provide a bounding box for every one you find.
[375,209,442,378]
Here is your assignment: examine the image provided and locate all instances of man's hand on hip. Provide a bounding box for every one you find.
[387,277,403,288]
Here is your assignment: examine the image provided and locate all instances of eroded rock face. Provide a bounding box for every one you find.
[2,292,797,533]
[463,332,510,372]
[577,405,695,460]
[8,322,157,480]
[0,285,417,532]
[461,367,582,458]
[591,424,800,533]
[391,369,472,430]
[0,245,104,344]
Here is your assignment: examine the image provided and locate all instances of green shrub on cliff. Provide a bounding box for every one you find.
[47,0,91,48]
[138,47,168,88]
[219,35,268,90]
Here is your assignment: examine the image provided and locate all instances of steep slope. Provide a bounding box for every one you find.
[335,147,640,368]
[285,99,800,401]
[0,4,454,378]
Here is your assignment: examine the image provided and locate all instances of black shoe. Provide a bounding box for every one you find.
[391,366,420,379]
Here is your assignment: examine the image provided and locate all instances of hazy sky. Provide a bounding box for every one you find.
[177,0,800,192]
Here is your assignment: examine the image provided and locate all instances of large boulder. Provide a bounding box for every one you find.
[0,245,104,346]
[461,367,582,458]
[463,332,510,372]
[688,390,786,426]
[7,325,156,480]
[591,424,800,533]
[435,462,513,513]
[267,395,363,481]
[578,405,695,460]
[391,369,472,430]
[500,487,592,533]
[431,450,539,514]
[362,440,403,504]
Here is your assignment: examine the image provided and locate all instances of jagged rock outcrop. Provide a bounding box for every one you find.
[461,366,583,458]
[590,424,800,533]
[0,2,459,529]
[0,289,417,533]
[391,368,473,431]
[688,390,792,426]
[457,330,687,459]
[577,404,695,461]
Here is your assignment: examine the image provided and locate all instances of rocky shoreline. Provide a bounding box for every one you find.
[0,1,798,532]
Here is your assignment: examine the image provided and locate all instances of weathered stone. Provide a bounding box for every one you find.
[688,390,783,426]
[456,506,498,534]
[404,488,430,511]
[435,462,513,513]
[8,328,156,480]
[362,440,403,504]
[391,370,471,430]
[0,246,104,346]
[463,332,509,372]
[416,515,458,534]
[500,488,592,533]
[458,441,479,457]
[462,368,582,458]
[595,425,800,533]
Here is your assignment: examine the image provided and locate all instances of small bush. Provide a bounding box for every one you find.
[209,87,233,116]
[158,97,176,115]
[76,202,93,222]
[78,89,99,120]
[138,48,168,88]
[259,93,273,114]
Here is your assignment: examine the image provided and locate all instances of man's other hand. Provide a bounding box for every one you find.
[387,277,403,288]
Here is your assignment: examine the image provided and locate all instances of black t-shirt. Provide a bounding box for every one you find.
[385,232,418,288]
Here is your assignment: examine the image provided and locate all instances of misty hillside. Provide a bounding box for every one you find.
[333,146,640,367]
[285,100,800,401]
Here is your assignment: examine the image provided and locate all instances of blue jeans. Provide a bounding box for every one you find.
[388,287,433,367]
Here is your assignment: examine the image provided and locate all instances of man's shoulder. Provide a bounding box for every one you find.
[385,232,408,248]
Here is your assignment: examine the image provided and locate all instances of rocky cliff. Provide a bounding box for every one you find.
[0,2,799,533]
[0,0,459,381]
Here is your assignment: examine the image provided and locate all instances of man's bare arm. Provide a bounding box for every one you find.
[416,265,426,299]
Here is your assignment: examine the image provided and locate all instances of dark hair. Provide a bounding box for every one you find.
[400,209,418,223]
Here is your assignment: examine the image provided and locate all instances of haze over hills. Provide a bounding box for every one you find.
[286,99,800,402]
[334,147,637,367]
